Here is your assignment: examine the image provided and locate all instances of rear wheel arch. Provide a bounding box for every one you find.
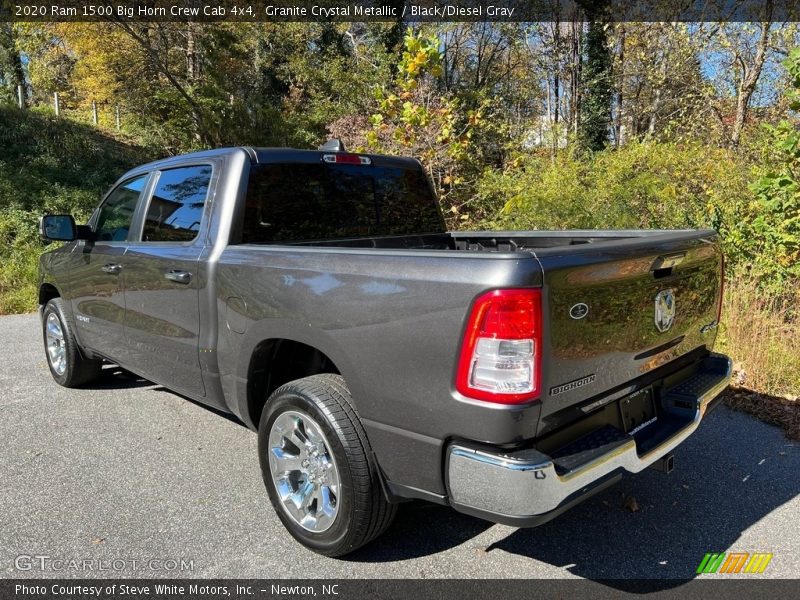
[246,338,343,430]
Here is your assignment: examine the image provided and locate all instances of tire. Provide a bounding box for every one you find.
[258,373,396,556]
[42,298,102,387]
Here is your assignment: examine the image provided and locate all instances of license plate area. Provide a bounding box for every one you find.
[619,388,657,433]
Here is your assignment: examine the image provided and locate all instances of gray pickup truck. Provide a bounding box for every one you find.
[38,143,731,556]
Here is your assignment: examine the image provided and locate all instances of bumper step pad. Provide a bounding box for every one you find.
[551,425,630,474]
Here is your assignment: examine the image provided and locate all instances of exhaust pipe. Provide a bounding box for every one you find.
[649,453,674,474]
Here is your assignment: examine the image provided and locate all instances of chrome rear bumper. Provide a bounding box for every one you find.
[446,353,732,526]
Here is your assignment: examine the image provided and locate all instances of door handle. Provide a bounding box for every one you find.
[101,263,122,274]
[165,269,192,284]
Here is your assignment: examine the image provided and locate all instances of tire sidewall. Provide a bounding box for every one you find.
[258,390,356,554]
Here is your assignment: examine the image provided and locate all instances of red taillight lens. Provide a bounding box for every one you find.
[322,153,372,165]
[456,289,542,404]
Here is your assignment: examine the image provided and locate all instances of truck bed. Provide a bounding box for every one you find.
[273,229,707,253]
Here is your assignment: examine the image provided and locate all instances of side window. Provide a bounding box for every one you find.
[142,165,212,242]
[94,175,148,242]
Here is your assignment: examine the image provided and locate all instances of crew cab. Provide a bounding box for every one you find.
[38,143,731,556]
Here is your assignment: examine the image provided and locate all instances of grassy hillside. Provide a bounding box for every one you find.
[0,106,154,313]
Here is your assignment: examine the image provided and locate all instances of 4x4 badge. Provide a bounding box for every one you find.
[655,289,676,332]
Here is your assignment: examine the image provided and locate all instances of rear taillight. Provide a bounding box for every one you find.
[717,255,725,324]
[456,289,542,404]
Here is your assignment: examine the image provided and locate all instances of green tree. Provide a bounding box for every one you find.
[0,23,26,104]
[364,29,492,224]
[748,47,800,285]
[578,1,613,152]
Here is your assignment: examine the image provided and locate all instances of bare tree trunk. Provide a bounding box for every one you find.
[552,20,560,157]
[569,19,582,137]
[553,19,560,125]
[648,86,660,136]
[648,55,668,137]
[615,25,625,147]
[186,22,197,83]
[731,10,772,148]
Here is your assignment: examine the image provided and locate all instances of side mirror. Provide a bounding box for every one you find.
[40,215,94,242]
[40,214,77,241]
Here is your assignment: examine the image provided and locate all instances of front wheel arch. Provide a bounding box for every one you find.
[38,282,60,307]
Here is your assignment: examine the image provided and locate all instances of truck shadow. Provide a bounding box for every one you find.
[83,366,249,427]
[349,406,799,589]
[81,365,154,390]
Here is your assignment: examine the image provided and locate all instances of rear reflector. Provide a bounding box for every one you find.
[323,153,372,165]
[456,289,542,404]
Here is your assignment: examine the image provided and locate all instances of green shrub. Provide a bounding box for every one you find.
[478,141,794,295]
[0,106,153,313]
[0,208,41,314]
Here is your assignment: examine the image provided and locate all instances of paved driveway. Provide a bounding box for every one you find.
[1,312,797,584]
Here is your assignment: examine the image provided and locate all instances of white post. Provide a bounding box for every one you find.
[115,106,121,131]
[53,92,60,117]
[92,100,98,125]
[17,85,24,109]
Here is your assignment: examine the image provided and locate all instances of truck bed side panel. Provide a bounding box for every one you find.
[216,247,543,494]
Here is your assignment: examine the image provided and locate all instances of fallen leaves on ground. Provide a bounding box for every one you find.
[724,387,800,441]
[623,495,640,513]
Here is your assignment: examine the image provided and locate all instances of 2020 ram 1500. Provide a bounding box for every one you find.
[38,143,731,556]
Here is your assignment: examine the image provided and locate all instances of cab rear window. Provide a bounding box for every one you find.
[241,162,444,243]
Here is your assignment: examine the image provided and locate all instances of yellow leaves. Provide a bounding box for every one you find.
[367,29,490,208]
[406,50,430,76]
[397,30,442,91]
[505,157,523,172]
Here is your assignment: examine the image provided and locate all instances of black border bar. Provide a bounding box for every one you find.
[1,1,798,23]
[4,579,800,599]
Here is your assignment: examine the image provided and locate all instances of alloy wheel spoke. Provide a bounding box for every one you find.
[270,446,305,473]
[287,418,312,452]
[318,485,337,518]
[290,479,316,512]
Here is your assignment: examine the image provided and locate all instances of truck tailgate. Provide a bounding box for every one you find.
[534,231,723,435]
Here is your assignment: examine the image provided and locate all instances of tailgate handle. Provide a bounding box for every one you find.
[651,253,685,271]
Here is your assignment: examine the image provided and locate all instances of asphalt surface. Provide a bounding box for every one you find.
[1,312,798,583]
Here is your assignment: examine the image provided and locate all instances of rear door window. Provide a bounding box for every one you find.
[141,165,212,242]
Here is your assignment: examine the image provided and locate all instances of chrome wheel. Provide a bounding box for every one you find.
[45,312,67,376]
[268,410,340,533]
